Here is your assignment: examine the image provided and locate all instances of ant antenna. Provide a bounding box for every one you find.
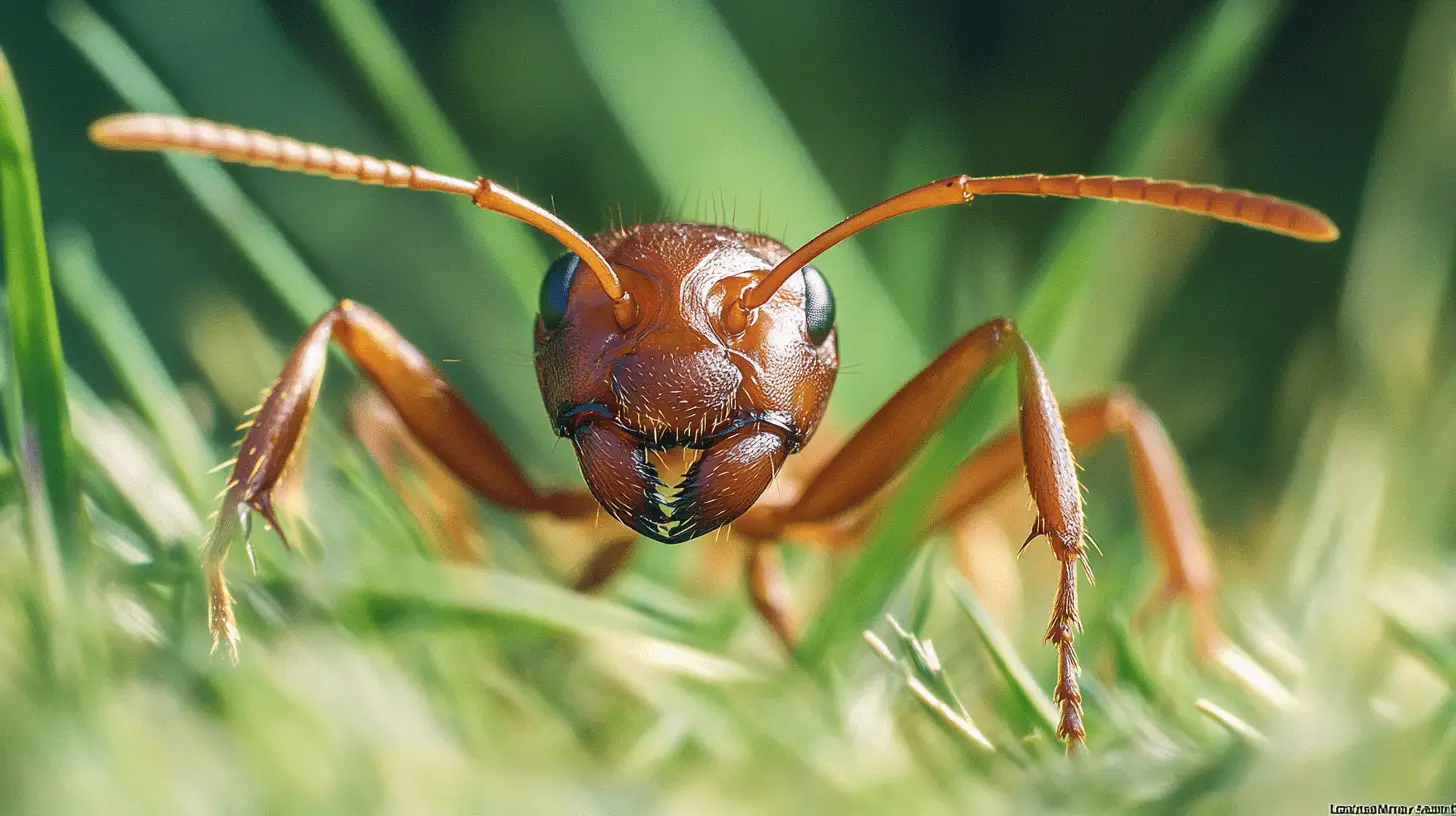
[733,173,1338,318]
[90,113,637,328]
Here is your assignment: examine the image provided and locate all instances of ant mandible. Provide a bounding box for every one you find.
[90,113,1337,751]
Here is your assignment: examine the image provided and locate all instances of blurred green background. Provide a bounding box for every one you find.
[0,0,1452,812]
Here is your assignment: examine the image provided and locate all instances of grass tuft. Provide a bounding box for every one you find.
[948,576,1060,738]
[865,615,996,754]
[0,47,84,563]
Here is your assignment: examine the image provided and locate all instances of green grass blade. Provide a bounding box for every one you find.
[556,0,922,422]
[51,223,215,509]
[0,47,84,562]
[51,0,335,324]
[1108,611,1162,703]
[0,296,15,459]
[865,626,996,756]
[0,296,82,683]
[317,0,548,321]
[947,576,1059,738]
[1195,698,1266,746]
[871,117,962,345]
[1023,0,1291,385]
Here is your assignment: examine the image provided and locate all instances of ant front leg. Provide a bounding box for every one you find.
[203,300,598,660]
[925,389,1222,659]
[737,317,1090,748]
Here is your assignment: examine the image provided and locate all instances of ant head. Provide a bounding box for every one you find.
[535,223,839,543]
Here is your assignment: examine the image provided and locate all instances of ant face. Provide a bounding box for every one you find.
[535,223,838,543]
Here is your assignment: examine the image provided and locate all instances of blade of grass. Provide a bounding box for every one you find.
[904,674,996,755]
[1211,642,1297,712]
[0,301,21,512]
[1108,611,1162,704]
[50,223,214,509]
[0,295,14,459]
[0,297,82,683]
[871,117,962,346]
[1285,415,1386,661]
[883,616,971,723]
[0,47,84,563]
[52,0,334,325]
[556,0,922,422]
[1195,698,1266,746]
[906,545,940,634]
[947,576,1059,738]
[317,0,549,321]
[798,0,1290,668]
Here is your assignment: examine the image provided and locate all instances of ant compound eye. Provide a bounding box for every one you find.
[539,252,580,331]
[801,264,835,345]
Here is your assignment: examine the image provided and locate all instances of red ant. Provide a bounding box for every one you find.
[90,113,1337,750]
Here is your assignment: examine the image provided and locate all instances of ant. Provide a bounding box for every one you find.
[90,113,1337,751]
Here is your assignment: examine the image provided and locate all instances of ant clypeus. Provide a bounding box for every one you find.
[90,112,1337,751]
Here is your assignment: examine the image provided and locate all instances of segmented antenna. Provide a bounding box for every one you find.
[90,113,636,322]
[740,172,1338,311]
[89,113,476,195]
[961,174,1338,242]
